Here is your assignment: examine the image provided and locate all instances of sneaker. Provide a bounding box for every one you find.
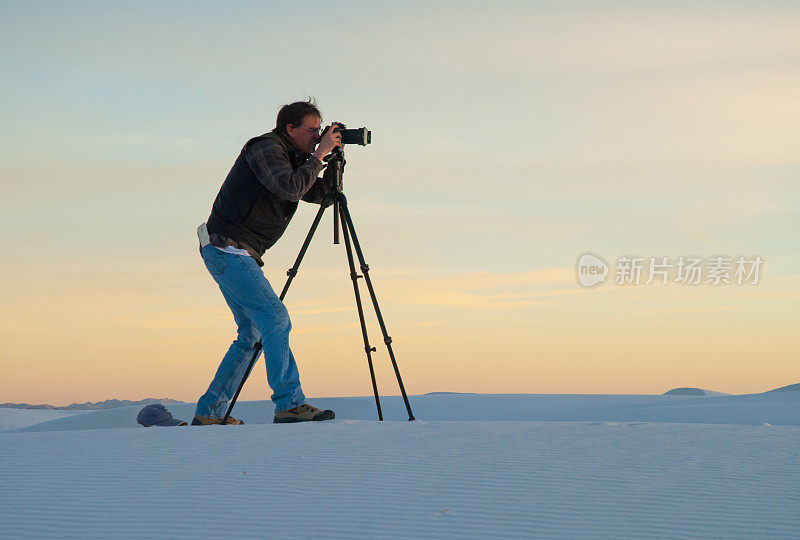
[273,404,335,423]
[191,415,244,426]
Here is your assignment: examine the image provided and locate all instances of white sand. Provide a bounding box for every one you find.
[2,392,799,538]
[0,408,88,431]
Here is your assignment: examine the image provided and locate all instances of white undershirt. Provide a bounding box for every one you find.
[199,222,251,257]
[213,245,251,257]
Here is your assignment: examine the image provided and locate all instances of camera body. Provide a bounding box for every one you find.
[329,122,371,146]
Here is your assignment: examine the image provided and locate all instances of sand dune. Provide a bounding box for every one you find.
[2,393,799,538]
[0,408,90,431]
[9,391,800,433]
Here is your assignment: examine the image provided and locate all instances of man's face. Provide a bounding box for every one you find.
[286,114,321,154]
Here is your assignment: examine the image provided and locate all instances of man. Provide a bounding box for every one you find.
[193,99,341,425]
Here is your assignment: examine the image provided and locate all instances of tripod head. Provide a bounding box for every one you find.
[321,147,347,244]
[323,147,345,192]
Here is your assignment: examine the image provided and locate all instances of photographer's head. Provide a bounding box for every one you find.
[277,99,322,154]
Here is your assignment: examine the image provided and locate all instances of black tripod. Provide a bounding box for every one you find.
[221,149,415,423]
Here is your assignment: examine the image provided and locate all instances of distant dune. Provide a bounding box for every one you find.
[0,398,183,411]
[662,387,729,397]
[7,390,800,433]
[768,382,800,393]
[663,383,800,396]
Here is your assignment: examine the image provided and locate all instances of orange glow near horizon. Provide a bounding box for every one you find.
[2,261,797,405]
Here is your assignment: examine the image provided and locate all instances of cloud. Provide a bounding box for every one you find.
[632,305,745,315]
[293,323,359,335]
[285,268,590,310]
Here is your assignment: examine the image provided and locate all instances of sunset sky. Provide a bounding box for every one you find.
[1,1,798,405]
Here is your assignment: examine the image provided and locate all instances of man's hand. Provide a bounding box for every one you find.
[312,123,343,162]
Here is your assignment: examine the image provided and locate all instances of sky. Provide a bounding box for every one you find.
[1,1,798,405]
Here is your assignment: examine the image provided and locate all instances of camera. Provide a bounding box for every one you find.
[327,123,371,146]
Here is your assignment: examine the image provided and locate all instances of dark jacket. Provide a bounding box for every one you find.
[206,130,329,265]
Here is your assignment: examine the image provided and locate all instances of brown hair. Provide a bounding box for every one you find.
[275,98,321,135]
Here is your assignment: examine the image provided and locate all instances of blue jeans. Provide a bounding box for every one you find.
[195,244,306,417]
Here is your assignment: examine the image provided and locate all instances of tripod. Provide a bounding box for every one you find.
[220,149,415,423]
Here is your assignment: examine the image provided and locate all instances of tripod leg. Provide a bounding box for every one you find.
[333,198,340,245]
[338,199,416,421]
[280,191,333,301]
[338,203,383,421]
[220,342,261,425]
[221,190,333,424]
